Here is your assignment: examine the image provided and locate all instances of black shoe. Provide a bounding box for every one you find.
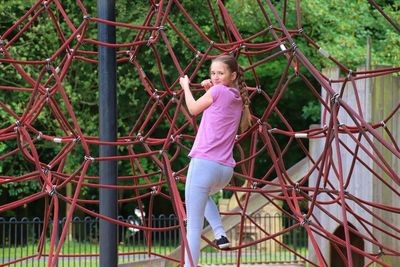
[214,236,230,249]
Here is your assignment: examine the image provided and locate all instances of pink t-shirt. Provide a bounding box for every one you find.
[189,84,242,167]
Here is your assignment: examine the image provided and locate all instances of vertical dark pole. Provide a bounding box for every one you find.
[98,0,117,266]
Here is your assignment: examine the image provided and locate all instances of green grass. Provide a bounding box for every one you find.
[0,240,177,266]
[1,240,308,266]
[200,246,308,265]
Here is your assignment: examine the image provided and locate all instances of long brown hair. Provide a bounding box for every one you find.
[212,55,252,133]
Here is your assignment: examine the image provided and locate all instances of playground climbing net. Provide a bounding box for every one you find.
[0,0,399,266]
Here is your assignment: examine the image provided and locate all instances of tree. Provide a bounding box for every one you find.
[0,0,398,216]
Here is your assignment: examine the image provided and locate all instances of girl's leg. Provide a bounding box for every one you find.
[204,165,233,239]
[185,159,218,267]
[204,197,226,239]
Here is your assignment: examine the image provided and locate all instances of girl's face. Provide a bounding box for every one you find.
[210,61,237,87]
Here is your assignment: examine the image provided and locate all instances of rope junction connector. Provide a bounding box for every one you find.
[252,182,258,189]
[171,92,177,103]
[347,69,353,78]
[361,124,369,131]
[83,15,91,20]
[73,136,81,143]
[127,51,136,63]
[42,167,49,174]
[53,137,62,143]
[173,172,180,182]
[49,185,57,196]
[45,58,52,74]
[36,132,43,140]
[331,93,340,104]
[381,121,387,129]
[298,28,304,34]
[256,85,262,94]
[42,1,49,9]
[137,132,144,143]
[152,89,161,103]
[157,25,166,32]
[300,214,311,226]
[257,119,263,125]
[45,87,50,99]
[84,155,95,162]
[170,134,181,142]
[14,120,22,132]
[150,186,158,195]
[195,50,201,58]
[295,133,308,139]
[294,183,301,193]
[0,39,4,54]
[146,36,154,47]
[290,42,297,53]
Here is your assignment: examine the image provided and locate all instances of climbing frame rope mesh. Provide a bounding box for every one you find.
[0,0,399,266]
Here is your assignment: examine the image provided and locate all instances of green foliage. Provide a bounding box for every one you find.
[302,101,320,122]
[0,0,398,215]
[300,0,400,68]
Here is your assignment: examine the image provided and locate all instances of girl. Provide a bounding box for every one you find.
[179,54,251,267]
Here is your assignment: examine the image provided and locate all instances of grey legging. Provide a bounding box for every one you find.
[184,157,233,267]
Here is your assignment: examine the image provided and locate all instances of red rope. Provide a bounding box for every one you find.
[0,1,399,266]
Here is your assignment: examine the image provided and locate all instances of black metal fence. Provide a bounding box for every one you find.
[0,214,307,266]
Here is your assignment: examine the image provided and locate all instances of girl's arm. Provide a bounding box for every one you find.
[179,75,213,116]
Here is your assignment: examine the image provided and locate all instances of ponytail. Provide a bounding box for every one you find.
[237,66,252,133]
